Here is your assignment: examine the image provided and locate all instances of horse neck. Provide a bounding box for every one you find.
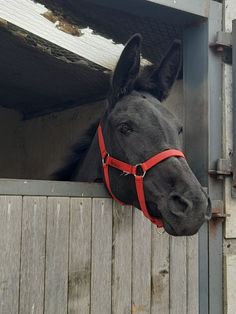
[74,131,103,182]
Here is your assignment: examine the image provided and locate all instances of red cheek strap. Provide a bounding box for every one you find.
[97,125,185,228]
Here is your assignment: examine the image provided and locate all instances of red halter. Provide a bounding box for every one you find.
[97,125,185,228]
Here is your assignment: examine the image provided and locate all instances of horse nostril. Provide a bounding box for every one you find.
[168,193,192,217]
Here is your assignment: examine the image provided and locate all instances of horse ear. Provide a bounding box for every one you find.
[109,34,142,105]
[136,40,181,101]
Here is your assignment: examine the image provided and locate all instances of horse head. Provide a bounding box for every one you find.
[98,34,211,236]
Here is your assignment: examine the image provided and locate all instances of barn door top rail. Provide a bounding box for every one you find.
[0,179,109,198]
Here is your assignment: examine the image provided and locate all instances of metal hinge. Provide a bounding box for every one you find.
[210,31,232,64]
[211,200,226,219]
[208,158,232,180]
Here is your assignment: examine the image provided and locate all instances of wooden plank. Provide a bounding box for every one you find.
[19,197,47,314]
[223,0,236,239]
[91,198,113,314]
[0,179,109,198]
[170,236,187,314]
[68,198,92,314]
[186,234,199,314]
[225,255,236,314]
[112,202,132,314]
[44,197,70,314]
[132,208,152,314]
[147,0,209,17]
[0,196,22,314]
[151,227,170,314]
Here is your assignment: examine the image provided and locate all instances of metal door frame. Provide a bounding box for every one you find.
[184,1,223,313]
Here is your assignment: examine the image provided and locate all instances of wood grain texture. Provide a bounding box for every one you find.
[0,194,200,313]
[112,202,132,314]
[0,196,22,314]
[151,227,170,314]
[225,254,236,314]
[68,198,92,314]
[90,198,113,314]
[44,197,70,314]
[187,234,199,314]
[170,236,187,314]
[132,208,152,314]
[19,197,47,314]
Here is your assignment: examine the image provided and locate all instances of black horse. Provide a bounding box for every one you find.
[55,34,211,236]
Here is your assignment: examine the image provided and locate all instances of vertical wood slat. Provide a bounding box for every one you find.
[91,198,113,314]
[19,197,47,314]
[44,197,70,314]
[68,198,92,314]
[0,196,22,314]
[151,228,170,314]
[0,193,200,314]
[170,236,187,314]
[112,202,132,314]
[132,208,152,314]
[187,234,199,314]
[225,254,236,314]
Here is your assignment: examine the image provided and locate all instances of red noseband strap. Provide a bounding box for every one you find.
[97,125,185,228]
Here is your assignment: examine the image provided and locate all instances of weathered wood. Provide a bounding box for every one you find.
[132,208,152,314]
[170,236,187,314]
[91,198,113,314]
[68,198,92,314]
[0,193,200,313]
[151,227,170,314]
[44,197,70,314]
[187,234,199,314]
[19,197,47,314]
[0,179,108,198]
[112,202,132,314]
[225,254,236,314]
[224,0,236,239]
[0,196,22,314]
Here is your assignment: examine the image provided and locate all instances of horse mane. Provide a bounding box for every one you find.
[53,119,100,180]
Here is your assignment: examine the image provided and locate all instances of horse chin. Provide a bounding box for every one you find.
[147,201,202,236]
[147,201,163,219]
[146,202,179,236]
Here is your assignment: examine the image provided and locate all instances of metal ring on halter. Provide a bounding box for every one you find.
[134,163,146,178]
[102,153,109,165]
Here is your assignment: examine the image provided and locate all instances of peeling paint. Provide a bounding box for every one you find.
[41,10,82,37]
[41,10,58,24]
[0,17,8,27]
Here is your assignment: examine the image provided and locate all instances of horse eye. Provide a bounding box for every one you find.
[178,126,183,135]
[119,123,133,135]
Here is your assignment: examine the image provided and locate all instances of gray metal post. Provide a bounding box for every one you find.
[184,1,223,313]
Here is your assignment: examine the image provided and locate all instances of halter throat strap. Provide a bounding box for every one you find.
[97,125,185,228]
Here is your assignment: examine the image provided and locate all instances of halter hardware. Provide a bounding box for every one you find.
[134,164,146,178]
[102,153,109,165]
[97,124,185,228]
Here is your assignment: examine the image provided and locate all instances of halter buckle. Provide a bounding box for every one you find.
[102,153,109,165]
[134,163,146,178]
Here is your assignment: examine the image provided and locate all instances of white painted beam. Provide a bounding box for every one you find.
[0,0,149,70]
